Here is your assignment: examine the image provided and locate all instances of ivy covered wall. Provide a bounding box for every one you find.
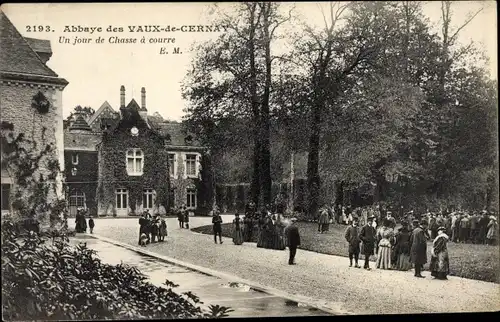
[64,151,98,216]
[96,116,170,216]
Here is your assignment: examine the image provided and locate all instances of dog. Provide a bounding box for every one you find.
[139,233,148,247]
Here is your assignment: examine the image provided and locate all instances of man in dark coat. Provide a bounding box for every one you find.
[359,215,377,270]
[212,207,223,244]
[286,218,301,265]
[345,217,361,268]
[410,220,428,278]
[177,207,185,228]
[138,213,147,245]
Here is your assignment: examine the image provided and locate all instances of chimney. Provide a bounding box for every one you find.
[139,87,148,123]
[141,87,146,110]
[120,85,125,108]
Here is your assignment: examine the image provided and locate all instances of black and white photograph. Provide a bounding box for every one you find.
[0,1,498,319]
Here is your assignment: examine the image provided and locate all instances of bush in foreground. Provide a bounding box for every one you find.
[1,220,233,320]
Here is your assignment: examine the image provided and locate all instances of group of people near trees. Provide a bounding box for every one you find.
[212,200,301,265]
[138,210,167,246]
[343,207,498,280]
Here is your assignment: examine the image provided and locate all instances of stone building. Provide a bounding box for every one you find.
[0,12,68,219]
[92,86,209,216]
[63,115,101,216]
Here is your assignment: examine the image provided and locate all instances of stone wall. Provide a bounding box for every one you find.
[0,81,65,223]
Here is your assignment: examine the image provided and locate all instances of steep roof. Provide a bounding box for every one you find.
[24,37,52,55]
[69,115,92,131]
[0,12,58,77]
[151,122,202,147]
[64,130,102,151]
[88,101,117,126]
[126,98,140,111]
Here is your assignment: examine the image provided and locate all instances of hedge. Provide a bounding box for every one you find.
[1,220,233,320]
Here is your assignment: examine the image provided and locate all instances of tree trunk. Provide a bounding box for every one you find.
[306,104,322,218]
[260,2,272,207]
[248,3,261,207]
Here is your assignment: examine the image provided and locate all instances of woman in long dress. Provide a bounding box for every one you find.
[232,213,244,245]
[376,219,394,270]
[430,226,450,280]
[256,212,266,248]
[393,222,412,271]
[486,216,498,245]
[273,214,286,250]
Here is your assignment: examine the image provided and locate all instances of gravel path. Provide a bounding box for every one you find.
[79,217,500,315]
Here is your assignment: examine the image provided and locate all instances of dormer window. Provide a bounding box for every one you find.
[126,148,143,176]
[185,135,193,145]
[165,134,171,145]
[71,153,79,165]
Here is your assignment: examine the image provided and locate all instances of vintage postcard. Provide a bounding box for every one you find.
[1,2,498,319]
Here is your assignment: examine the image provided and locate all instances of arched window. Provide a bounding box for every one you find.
[126,148,143,176]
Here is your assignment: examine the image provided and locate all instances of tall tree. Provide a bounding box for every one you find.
[182,2,291,208]
[292,2,380,217]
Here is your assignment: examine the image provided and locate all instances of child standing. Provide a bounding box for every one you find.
[88,217,95,234]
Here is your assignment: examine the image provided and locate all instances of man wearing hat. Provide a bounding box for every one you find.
[410,219,428,278]
[359,215,377,270]
[345,216,361,268]
[286,218,301,265]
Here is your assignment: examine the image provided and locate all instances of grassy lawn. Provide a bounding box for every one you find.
[192,222,499,283]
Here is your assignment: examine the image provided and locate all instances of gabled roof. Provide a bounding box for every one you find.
[69,115,92,131]
[126,98,140,111]
[0,12,58,77]
[88,101,117,126]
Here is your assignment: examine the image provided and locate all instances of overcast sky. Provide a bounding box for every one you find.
[2,2,497,121]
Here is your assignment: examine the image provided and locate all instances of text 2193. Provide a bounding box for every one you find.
[26,26,53,32]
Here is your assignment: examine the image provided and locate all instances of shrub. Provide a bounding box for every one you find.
[1,220,232,320]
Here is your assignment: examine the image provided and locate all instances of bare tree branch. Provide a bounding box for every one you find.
[449,7,483,43]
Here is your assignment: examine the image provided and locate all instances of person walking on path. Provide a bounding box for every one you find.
[410,220,428,278]
[359,215,377,270]
[286,218,301,265]
[232,213,244,245]
[376,218,395,270]
[88,217,95,234]
[430,226,450,280]
[393,221,412,271]
[177,207,185,229]
[212,208,223,244]
[184,208,190,229]
[345,217,361,268]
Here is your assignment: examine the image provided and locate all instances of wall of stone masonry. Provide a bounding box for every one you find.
[1,81,65,223]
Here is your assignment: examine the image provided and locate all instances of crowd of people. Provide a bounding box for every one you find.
[209,200,301,264]
[138,210,167,246]
[340,204,498,280]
